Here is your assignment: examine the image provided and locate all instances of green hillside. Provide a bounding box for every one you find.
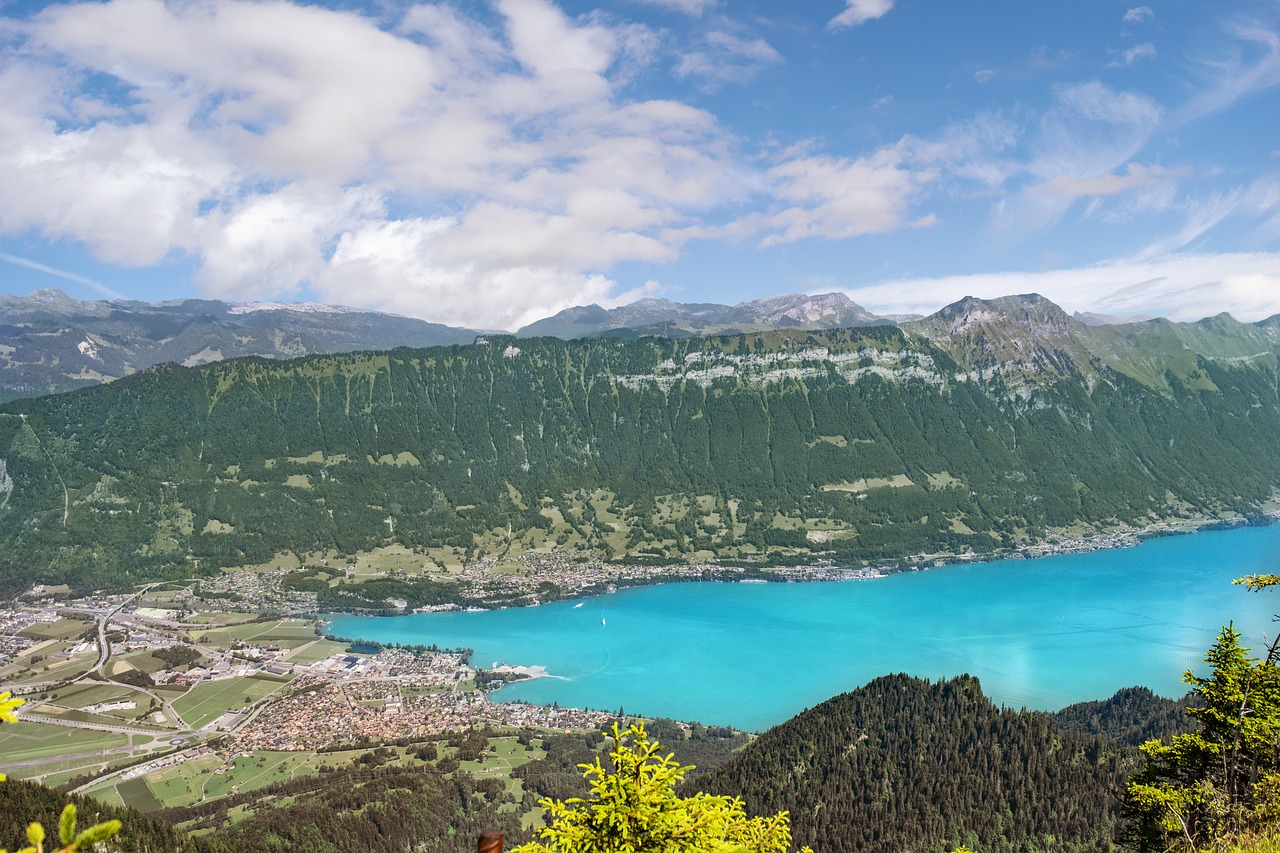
[1,297,1278,591]
[693,674,1154,853]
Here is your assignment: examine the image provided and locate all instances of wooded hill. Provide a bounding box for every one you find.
[693,674,1194,853]
[1,294,1278,590]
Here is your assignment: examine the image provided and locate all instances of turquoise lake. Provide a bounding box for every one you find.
[325,524,1280,731]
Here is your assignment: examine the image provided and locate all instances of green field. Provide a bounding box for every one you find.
[51,683,137,710]
[284,639,347,663]
[194,619,319,647]
[0,721,129,765]
[172,675,290,729]
[199,751,320,801]
[119,650,175,674]
[116,776,166,812]
[18,618,95,641]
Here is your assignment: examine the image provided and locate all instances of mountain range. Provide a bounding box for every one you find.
[2,289,1171,403]
[1,292,1277,591]
[0,289,482,403]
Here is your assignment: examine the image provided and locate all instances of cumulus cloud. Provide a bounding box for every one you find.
[750,144,937,246]
[0,0,750,328]
[828,0,893,30]
[1123,7,1155,24]
[842,252,1280,323]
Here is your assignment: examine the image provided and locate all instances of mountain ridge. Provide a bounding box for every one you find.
[1,299,1278,591]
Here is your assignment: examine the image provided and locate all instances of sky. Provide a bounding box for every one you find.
[0,0,1278,330]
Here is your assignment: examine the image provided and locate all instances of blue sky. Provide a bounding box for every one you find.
[1,0,1278,329]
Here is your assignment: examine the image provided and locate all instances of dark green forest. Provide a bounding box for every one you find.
[1,314,1278,590]
[694,675,1196,853]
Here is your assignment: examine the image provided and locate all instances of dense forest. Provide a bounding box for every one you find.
[1,296,1278,590]
[0,778,192,852]
[693,675,1195,853]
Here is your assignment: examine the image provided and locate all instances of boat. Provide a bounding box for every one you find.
[573,602,584,609]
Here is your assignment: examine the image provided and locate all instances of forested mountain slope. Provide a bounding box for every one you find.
[1,295,1278,589]
[693,674,1156,853]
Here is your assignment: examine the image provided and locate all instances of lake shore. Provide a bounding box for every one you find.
[382,508,1280,615]
[323,521,1280,730]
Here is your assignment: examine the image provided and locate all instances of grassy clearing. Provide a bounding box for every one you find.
[821,474,915,493]
[283,639,347,663]
[11,656,97,684]
[119,651,174,675]
[199,751,319,802]
[173,675,289,729]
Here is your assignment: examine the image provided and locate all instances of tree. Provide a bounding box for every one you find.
[1123,574,1280,852]
[512,722,808,853]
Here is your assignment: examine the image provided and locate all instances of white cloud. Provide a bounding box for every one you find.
[828,0,894,31]
[1123,7,1155,24]
[0,0,744,329]
[630,0,717,16]
[1172,23,1280,127]
[675,30,782,85]
[842,253,1280,323]
[750,144,937,247]
[1054,80,1162,127]
[986,82,1164,238]
[1035,163,1189,199]
[0,252,124,300]
[1109,43,1157,67]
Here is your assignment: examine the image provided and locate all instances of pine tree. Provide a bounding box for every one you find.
[1123,575,1280,851]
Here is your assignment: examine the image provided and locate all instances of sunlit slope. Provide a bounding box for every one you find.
[2,295,1279,588]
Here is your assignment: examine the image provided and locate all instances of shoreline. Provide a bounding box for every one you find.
[315,508,1280,618]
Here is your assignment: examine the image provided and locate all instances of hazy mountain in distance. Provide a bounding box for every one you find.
[516,292,891,339]
[1073,310,1156,326]
[0,289,483,402]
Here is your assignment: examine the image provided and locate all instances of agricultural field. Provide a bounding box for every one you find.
[172,674,291,729]
[17,617,95,641]
[190,618,318,648]
[281,638,347,663]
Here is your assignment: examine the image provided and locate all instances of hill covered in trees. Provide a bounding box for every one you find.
[1,294,1278,590]
[693,675,1194,853]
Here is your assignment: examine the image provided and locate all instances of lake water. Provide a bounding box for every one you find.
[325,524,1280,731]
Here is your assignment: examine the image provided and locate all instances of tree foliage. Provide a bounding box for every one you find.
[514,723,805,853]
[1124,576,1280,851]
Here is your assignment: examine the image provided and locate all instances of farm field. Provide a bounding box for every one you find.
[17,618,95,641]
[172,675,291,729]
[192,618,318,648]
